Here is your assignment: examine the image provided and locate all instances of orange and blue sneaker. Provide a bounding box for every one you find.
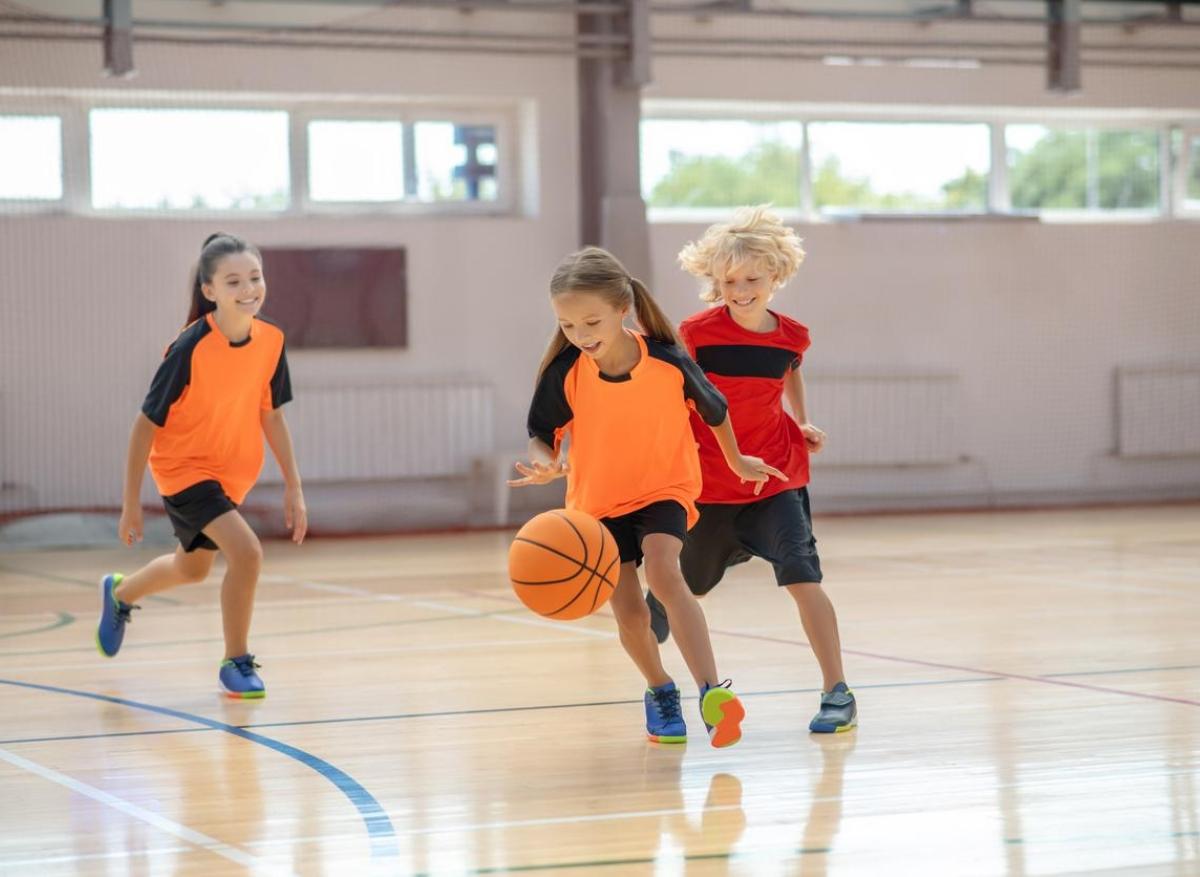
[219,654,266,699]
[645,681,687,743]
[700,680,745,748]
[809,682,856,733]
[96,573,138,657]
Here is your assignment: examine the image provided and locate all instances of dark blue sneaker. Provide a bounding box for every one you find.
[95,573,138,657]
[219,654,265,699]
[809,682,856,733]
[700,680,745,749]
[646,591,670,644]
[645,681,686,743]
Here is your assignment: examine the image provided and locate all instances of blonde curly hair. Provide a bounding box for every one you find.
[678,204,806,303]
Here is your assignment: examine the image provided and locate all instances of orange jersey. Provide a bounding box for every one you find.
[527,331,728,527]
[141,314,292,503]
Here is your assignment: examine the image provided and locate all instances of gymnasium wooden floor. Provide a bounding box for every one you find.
[1,504,1197,876]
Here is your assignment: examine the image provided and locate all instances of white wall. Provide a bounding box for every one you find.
[2,12,1199,524]
[0,20,579,516]
[645,24,1200,508]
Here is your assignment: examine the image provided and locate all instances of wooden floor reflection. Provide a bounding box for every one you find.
[1,504,1198,876]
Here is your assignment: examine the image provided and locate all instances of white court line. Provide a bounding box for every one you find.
[0,747,294,876]
[271,574,616,640]
[0,845,191,868]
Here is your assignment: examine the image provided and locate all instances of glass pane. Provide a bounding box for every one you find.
[641,119,804,208]
[90,108,289,210]
[808,122,990,212]
[415,122,498,202]
[0,115,62,200]
[1186,137,1200,206]
[1008,125,1160,211]
[1097,130,1158,209]
[308,120,404,202]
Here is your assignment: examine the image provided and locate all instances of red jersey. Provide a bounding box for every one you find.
[679,306,811,503]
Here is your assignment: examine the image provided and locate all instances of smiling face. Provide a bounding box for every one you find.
[551,290,629,361]
[203,251,266,318]
[714,258,777,325]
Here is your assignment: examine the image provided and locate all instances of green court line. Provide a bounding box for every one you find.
[0,611,74,640]
[0,564,182,606]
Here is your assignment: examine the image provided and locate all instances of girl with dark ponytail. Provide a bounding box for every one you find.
[515,245,784,748]
[97,232,306,700]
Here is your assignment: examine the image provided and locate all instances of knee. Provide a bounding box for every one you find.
[225,538,263,573]
[644,563,688,605]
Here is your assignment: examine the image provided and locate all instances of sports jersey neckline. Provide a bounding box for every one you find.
[205,312,254,348]
[586,329,646,383]
[720,305,783,338]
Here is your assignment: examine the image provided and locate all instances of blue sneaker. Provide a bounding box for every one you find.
[809,682,856,733]
[700,680,745,749]
[219,654,265,699]
[95,573,138,657]
[644,681,686,743]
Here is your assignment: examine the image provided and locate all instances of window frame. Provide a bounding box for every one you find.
[1176,126,1200,219]
[0,99,72,214]
[642,100,1200,224]
[293,104,515,217]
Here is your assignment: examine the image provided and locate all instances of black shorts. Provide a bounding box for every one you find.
[162,480,236,553]
[601,500,689,566]
[680,487,822,593]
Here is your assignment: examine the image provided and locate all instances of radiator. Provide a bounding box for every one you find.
[1116,366,1200,458]
[805,374,961,466]
[260,380,495,482]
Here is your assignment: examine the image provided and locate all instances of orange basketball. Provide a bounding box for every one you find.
[508,509,620,620]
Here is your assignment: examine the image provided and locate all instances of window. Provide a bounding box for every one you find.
[1184,132,1200,213]
[641,119,805,208]
[308,120,404,203]
[807,121,990,213]
[89,108,289,210]
[414,121,498,202]
[1007,125,1160,212]
[0,115,62,201]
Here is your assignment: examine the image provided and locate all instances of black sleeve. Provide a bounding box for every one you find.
[646,338,729,427]
[140,341,193,427]
[270,344,293,408]
[679,352,730,426]
[527,347,578,448]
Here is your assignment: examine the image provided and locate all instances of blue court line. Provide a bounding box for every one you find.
[0,675,1002,746]
[1041,663,1200,678]
[0,678,398,863]
[0,611,74,640]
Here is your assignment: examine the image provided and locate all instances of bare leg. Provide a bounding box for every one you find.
[642,534,719,688]
[608,561,672,688]
[785,582,846,691]
[200,511,263,660]
[115,547,216,604]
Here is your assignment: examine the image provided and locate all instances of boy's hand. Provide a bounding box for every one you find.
[508,459,568,487]
[284,485,308,545]
[118,504,143,546]
[800,423,826,454]
[731,455,786,495]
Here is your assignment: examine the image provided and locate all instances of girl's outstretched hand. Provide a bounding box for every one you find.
[284,485,308,545]
[800,423,827,454]
[118,504,143,546]
[730,454,786,495]
[508,459,568,487]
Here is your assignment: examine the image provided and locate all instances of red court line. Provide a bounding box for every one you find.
[712,628,1200,709]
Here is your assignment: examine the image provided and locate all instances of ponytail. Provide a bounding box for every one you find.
[186,231,260,327]
[628,278,683,349]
